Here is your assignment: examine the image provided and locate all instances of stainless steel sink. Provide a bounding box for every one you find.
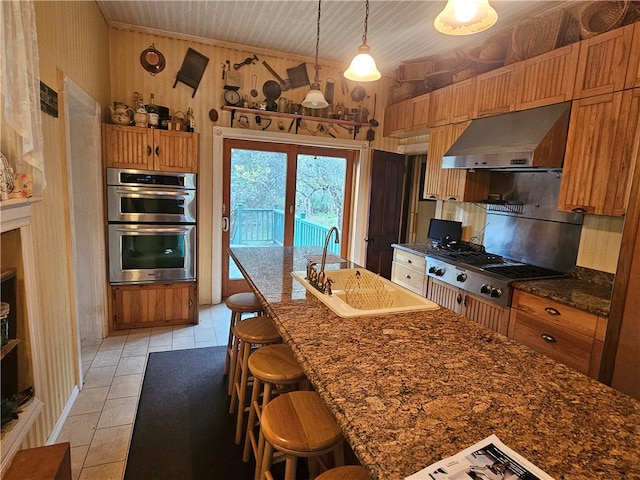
[291,268,440,318]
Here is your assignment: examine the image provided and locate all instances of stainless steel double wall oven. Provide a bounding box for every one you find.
[107,168,197,284]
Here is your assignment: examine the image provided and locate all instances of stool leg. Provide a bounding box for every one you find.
[229,338,244,413]
[243,376,262,462]
[235,342,252,444]
[253,382,273,480]
[224,311,239,376]
[283,455,297,480]
[259,441,274,480]
[228,333,240,396]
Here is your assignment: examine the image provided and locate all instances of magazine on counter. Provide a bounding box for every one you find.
[406,434,554,480]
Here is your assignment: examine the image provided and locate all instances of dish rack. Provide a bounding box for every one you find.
[344,270,393,310]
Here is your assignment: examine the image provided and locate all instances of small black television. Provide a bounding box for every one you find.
[427,218,462,245]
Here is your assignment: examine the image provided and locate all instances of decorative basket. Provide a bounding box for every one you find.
[389,81,426,104]
[505,9,580,64]
[456,31,509,76]
[579,1,639,39]
[397,59,435,82]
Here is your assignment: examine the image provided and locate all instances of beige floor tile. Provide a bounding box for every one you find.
[70,386,109,416]
[149,330,173,347]
[148,344,172,353]
[172,325,195,338]
[107,373,142,399]
[115,355,146,376]
[92,349,123,368]
[58,412,101,447]
[70,444,89,480]
[172,335,196,350]
[195,339,219,348]
[98,336,127,351]
[78,460,125,480]
[83,424,132,467]
[126,329,151,341]
[97,396,138,429]
[194,326,216,342]
[121,340,149,358]
[83,365,117,389]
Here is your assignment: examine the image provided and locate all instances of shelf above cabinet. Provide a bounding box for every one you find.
[221,106,375,140]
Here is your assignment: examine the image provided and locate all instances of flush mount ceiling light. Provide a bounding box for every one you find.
[434,0,498,35]
[302,0,329,109]
[344,0,381,82]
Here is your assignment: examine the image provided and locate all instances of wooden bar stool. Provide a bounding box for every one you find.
[242,344,308,477]
[259,391,344,480]
[315,466,371,480]
[230,316,281,445]
[225,292,263,389]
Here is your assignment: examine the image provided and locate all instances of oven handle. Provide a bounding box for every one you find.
[111,225,193,233]
[114,188,193,197]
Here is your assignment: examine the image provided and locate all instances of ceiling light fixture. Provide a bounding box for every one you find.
[344,0,381,82]
[302,0,329,109]
[434,0,498,35]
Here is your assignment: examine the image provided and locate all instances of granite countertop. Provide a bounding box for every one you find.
[230,246,640,480]
[393,243,613,317]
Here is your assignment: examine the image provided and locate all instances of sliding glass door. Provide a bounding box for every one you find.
[222,140,354,296]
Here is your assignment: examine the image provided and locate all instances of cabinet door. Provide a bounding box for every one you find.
[559,89,640,216]
[112,282,197,330]
[426,277,462,313]
[473,64,516,118]
[514,43,579,110]
[423,125,451,199]
[449,78,476,123]
[154,130,199,172]
[462,293,510,335]
[408,94,430,133]
[627,23,640,89]
[102,124,154,170]
[382,101,410,138]
[427,85,453,127]
[574,23,635,98]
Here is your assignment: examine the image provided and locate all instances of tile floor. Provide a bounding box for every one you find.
[57,303,233,480]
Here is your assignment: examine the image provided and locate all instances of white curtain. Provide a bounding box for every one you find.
[0,0,45,191]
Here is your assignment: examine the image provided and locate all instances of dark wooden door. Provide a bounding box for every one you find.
[365,150,405,278]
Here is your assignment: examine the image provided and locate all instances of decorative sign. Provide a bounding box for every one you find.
[40,81,58,118]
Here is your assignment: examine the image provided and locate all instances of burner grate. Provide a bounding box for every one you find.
[435,250,504,266]
[482,264,566,280]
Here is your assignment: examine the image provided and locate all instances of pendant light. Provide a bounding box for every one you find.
[344,0,381,82]
[434,0,498,35]
[302,0,329,109]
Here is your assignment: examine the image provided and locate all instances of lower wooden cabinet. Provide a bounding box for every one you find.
[508,290,607,378]
[426,278,510,335]
[111,282,197,330]
[391,249,427,295]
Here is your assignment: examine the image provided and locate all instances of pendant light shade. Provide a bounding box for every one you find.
[434,0,498,36]
[344,0,381,82]
[302,0,329,110]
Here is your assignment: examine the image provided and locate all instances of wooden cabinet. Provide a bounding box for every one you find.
[513,43,579,110]
[427,85,452,127]
[574,23,636,99]
[102,124,199,172]
[111,282,197,330]
[473,64,516,118]
[391,248,427,295]
[427,278,510,335]
[626,22,640,89]
[508,290,607,378]
[559,88,640,216]
[424,122,490,202]
[382,100,411,138]
[449,78,476,123]
[408,94,430,133]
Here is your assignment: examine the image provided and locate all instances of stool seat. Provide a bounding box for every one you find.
[225,292,263,312]
[234,316,281,344]
[261,391,342,455]
[248,344,304,383]
[315,466,370,480]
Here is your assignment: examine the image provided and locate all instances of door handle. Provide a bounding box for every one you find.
[222,216,229,232]
[364,236,374,244]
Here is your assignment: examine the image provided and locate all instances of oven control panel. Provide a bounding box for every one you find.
[426,258,512,307]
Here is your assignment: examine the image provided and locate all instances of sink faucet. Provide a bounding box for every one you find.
[305,226,340,295]
[318,226,339,289]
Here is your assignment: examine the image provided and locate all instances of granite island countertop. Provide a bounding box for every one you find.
[393,243,613,317]
[229,246,640,480]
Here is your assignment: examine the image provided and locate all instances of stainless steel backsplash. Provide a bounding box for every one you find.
[482,171,583,272]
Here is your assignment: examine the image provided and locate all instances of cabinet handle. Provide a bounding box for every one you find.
[541,333,557,343]
[448,197,457,201]
[155,146,160,156]
[571,207,587,213]
[406,259,412,264]
[404,274,411,279]
[147,145,152,156]
[544,307,561,316]
[189,299,193,308]
[456,293,462,305]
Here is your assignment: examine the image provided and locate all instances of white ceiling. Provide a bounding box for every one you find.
[96,1,585,76]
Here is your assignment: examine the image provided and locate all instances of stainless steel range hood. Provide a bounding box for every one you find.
[442,102,571,170]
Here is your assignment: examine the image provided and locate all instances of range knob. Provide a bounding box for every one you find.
[490,288,503,298]
[428,266,437,274]
[480,284,492,294]
[456,273,467,282]
[435,268,445,277]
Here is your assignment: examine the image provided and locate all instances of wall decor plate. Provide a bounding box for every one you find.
[140,44,166,75]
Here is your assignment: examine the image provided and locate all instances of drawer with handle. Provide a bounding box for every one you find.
[393,249,427,272]
[391,262,426,295]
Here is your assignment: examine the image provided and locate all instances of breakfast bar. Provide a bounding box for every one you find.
[229,246,640,480]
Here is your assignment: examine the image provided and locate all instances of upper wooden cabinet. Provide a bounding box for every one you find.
[627,22,640,89]
[513,43,580,110]
[559,88,640,216]
[102,124,199,173]
[382,100,412,138]
[408,94,430,133]
[424,122,490,202]
[427,78,476,127]
[574,23,636,99]
[473,64,516,118]
[427,85,452,127]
